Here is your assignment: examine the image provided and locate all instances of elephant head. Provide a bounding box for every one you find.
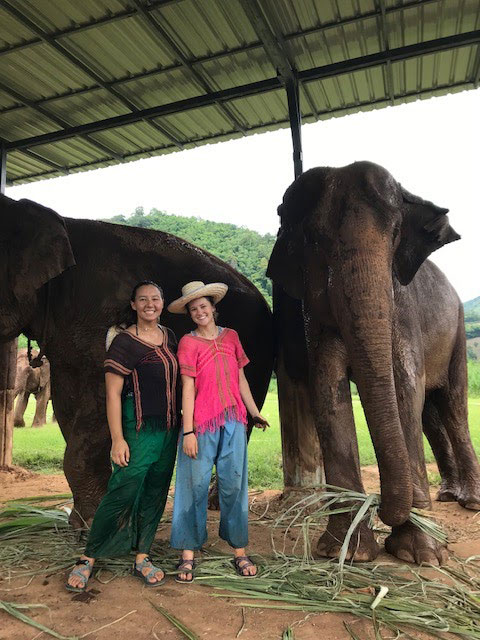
[0,194,76,340]
[267,161,460,526]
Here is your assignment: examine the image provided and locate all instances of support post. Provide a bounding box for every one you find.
[285,76,303,179]
[275,77,323,491]
[0,141,6,193]
[0,340,16,467]
[0,143,17,468]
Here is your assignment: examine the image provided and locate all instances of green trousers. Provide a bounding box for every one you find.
[85,396,178,558]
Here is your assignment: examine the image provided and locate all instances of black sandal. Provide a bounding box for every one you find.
[132,556,166,587]
[233,555,257,578]
[66,558,94,593]
[175,557,195,583]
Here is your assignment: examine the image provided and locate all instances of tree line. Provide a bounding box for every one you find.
[106,207,276,306]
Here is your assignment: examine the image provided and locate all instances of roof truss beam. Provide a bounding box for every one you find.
[376,0,395,105]
[0,140,6,193]
[5,29,480,152]
[6,77,472,187]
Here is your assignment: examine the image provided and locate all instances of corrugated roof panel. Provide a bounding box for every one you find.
[0,106,59,141]
[93,120,173,153]
[10,0,131,33]
[117,67,203,109]
[0,44,94,99]
[158,0,259,59]
[161,104,237,140]
[7,149,56,176]
[0,89,18,110]
[199,49,275,91]
[63,16,178,80]
[230,89,288,126]
[0,6,35,46]
[44,90,130,127]
[32,137,108,167]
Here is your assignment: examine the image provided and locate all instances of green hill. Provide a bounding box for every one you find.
[105,207,276,306]
[464,296,480,346]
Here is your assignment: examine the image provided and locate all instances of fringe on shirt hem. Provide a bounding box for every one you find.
[195,406,247,434]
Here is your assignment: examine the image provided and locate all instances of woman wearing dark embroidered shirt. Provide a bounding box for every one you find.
[66,281,180,592]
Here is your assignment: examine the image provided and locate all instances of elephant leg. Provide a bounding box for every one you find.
[13,392,29,427]
[432,336,480,510]
[385,355,448,565]
[422,396,461,502]
[50,367,112,528]
[307,328,379,562]
[32,386,49,427]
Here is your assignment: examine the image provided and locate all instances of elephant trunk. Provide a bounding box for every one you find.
[330,248,412,527]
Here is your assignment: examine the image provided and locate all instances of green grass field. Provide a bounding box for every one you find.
[13,394,480,489]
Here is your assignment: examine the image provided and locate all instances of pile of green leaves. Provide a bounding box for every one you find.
[1,490,480,639]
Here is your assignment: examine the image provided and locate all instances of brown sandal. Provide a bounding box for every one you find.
[233,555,257,578]
[175,557,195,583]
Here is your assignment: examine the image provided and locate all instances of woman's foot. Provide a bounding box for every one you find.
[175,551,195,583]
[66,556,95,592]
[133,553,165,586]
[233,549,257,577]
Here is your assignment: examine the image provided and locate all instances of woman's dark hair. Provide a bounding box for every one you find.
[117,281,164,328]
[130,280,163,302]
[187,295,219,322]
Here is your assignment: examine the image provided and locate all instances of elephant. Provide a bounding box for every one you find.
[267,161,480,565]
[0,194,273,527]
[14,349,52,427]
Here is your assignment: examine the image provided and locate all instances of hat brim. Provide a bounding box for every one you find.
[167,283,228,314]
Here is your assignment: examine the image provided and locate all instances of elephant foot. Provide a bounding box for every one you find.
[315,515,379,562]
[436,481,460,502]
[385,522,448,566]
[14,420,25,427]
[69,509,94,532]
[32,420,45,428]
[457,486,480,511]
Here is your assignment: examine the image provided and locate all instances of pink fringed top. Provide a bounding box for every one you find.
[177,328,250,434]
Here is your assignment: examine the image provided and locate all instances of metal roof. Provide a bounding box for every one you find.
[0,0,479,186]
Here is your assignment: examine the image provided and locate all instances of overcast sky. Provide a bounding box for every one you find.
[7,89,479,302]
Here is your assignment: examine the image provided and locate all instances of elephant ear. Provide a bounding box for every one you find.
[393,187,460,285]
[9,198,76,301]
[267,218,305,300]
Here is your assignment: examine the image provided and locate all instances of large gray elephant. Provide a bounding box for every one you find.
[14,349,52,427]
[267,161,480,565]
[0,194,273,527]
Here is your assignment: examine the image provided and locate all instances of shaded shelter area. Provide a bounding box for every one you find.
[0,0,479,481]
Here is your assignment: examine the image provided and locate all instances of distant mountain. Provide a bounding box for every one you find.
[464,296,480,315]
[464,297,480,346]
[104,207,275,306]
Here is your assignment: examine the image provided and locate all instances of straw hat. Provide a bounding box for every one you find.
[167,281,228,314]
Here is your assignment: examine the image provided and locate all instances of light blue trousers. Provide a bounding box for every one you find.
[170,419,248,550]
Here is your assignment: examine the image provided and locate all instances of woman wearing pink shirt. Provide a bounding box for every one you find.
[168,281,268,583]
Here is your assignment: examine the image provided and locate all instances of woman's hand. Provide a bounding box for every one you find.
[111,438,130,466]
[252,415,269,431]
[183,433,198,459]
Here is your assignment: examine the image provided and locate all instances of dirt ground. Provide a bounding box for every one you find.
[1,465,479,640]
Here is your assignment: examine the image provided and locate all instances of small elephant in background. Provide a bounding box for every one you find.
[14,348,54,427]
